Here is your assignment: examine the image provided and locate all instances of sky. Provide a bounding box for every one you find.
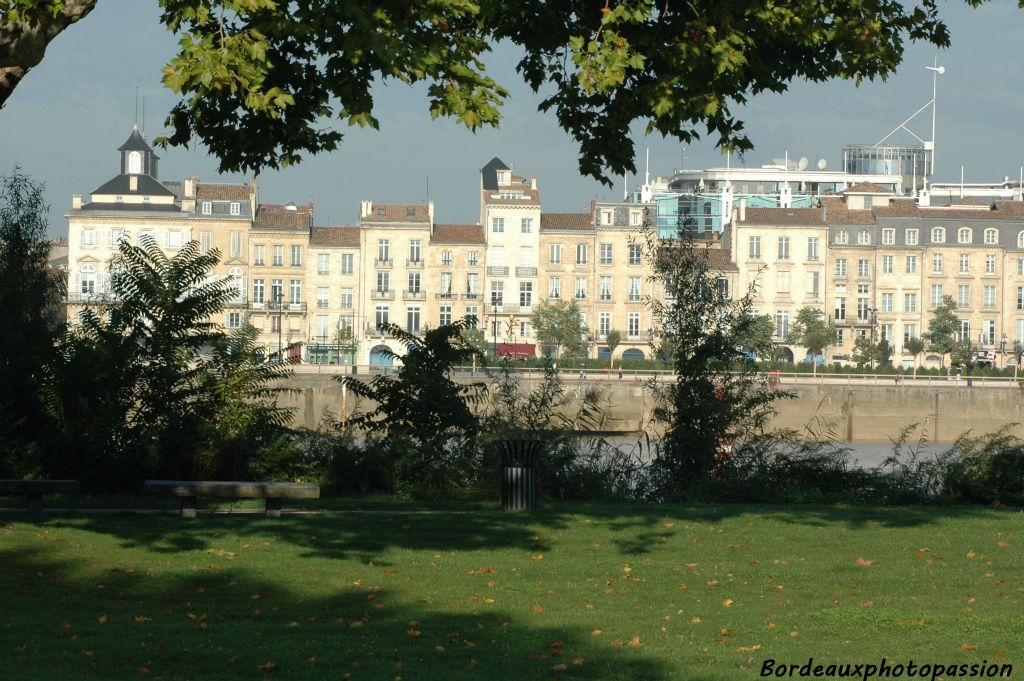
[2,1,1024,238]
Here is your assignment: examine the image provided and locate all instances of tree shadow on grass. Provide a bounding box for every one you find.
[0,546,671,681]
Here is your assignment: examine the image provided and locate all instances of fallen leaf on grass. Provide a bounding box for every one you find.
[664,522,675,529]
[856,557,873,567]
[961,643,976,652]
[258,661,277,670]
[722,598,734,607]
[483,598,495,604]
[98,615,108,625]
[552,663,568,671]
[966,550,977,559]
[531,554,544,561]
[137,666,151,674]
[532,604,543,613]
[591,629,602,636]
[916,549,928,558]
[59,620,72,631]
[628,636,641,647]
[997,541,1010,548]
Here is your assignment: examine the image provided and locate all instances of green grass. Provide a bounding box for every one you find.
[1,502,1022,680]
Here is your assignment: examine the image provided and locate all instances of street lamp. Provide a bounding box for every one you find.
[925,61,945,175]
[491,300,499,360]
[273,291,284,362]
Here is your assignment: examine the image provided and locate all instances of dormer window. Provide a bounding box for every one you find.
[230,202,240,216]
[127,151,142,174]
[201,201,212,215]
[406,206,415,217]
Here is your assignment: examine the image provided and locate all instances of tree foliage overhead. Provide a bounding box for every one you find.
[0,0,1009,180]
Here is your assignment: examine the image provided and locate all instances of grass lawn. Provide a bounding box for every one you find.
[1,502,1021,680]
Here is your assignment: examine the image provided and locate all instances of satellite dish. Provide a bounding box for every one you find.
[798,157,809,171]
[817,159,828,170]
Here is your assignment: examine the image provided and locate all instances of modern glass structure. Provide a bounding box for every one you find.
[843,144,929,193]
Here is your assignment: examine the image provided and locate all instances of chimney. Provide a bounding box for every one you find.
[820,202,827,223]
[590,200,596,223]
[738,197,746,222]
[360,200,373,218]
[428,200,435,226]
[72,195,83,209]
[184,176,197,199]
[530,172,537,191]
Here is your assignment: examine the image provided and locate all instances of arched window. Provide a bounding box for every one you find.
[81,264,96,294]
[958,228,972,243]
[127,151,142,174]
[985,229,998,245]
[228,267,244,302]
[1017,231,1024,249]
[931,227,945,244]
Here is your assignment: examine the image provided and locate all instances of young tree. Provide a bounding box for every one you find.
[644,223,783,499]
[532,299,588,359]
[735,313,775,362]
[875,339,893,368]
[460,322,488,372]
[0,2,994,180]
[905,336,926,377]
[924,295,959,368]
[0,168,65,475]
[784,306,835,375]
[604,329,622,370]
[851,336,875,369]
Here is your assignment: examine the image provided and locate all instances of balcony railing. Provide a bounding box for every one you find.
[254,301,307,314]
[316,301,330,309]
[515,266,538,277]
[574,263,591,272]
[435,292,456,300]
[487,266,509,276]
[66,291,118,304]
[462,292,480,300]
[627,295,643,303]
[403,290,425,300]
[406,258,424,268]
[371,289,395,300]
[374,258,393,268]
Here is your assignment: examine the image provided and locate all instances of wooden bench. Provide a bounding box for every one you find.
[0,480,81,514]
[144,480,320,518]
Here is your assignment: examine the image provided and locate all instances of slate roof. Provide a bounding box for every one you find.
[91,173,176,197]
[360,204,431,223]
[431,223,485,244]
[310,226,359,246]
[197,183,252,201]
[480,157,511,191]
[482,188,541,205]
[79,202,182,213]
[540,212,593,231]
[117,127,157,155]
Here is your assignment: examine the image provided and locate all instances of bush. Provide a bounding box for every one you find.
[941,428,1024,506]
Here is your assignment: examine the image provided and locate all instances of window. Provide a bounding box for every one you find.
[317,253,330,275]
[931,227,945,243]
[601,210,612,226]
[882,255,893,274]
[341,288,353,309]
[775,310,790,338]
[1019,259,1024,276]
[200,231,212,255]
[289,279,302,305]
[906,256,917,274]
[439,272,453,296]
[984,285,996,309]
[254,245,266,266]
[958,228,972,244]
[835,259,847,277]
[836,229,848,245]
[630,211,642,226]
[289,245,302,266]
[882,229,895,245]
[599,312,611,337]
[492,217,504,233]
[960,319,971,342]
[465,306,479,324]
[377,240,390,263]
[405,206,415,217]
[201,201,212,215]
[959,254,970,274]
[272,245,284,266]
[227,312,241,329]
[932,254,943,274]
[407,307,421,333]
[931,285,944,308]
[251,279,265,304]
[575,277,587,299]
[520,282,533,308]
[270,279,283,304]
[407,272,421,293]
[576,244,588,265]
[599,276,612,301]
[80,264,96,294]
[983,319,996,346]
[441,250,452,266]
[439,305,452,327]
[749,236,761,259]
[600,243,613,265]
[904,324,918,343]
[807,237,820,261]
[857,297,870,321]
[548,277,561,299]
[985,255,996,274]
[230,202,240,216]
[468,251,479,266]
[166,230,183,249]
[628,312,641,337]
[834,329,844,348]
[316,287,329,309]
[1018,286,1024,311]
[904,293,917,313]
[808,271,820,299]
[549,244,562,264]
[376,271,390,292]
[881,293,893,312]
[957,284,970,308]
[107,228,126,247]
[857,229,870,245]
[314,315,328,341]
[906,229,919,246]
[777,270,790,294]
[409,240,421,263]
[490,281,504,307]
[777,236,790,260]
[466,272,479,296]
[341,253,354,274]
[628,244,642,265]
[858,259,869,277]
[628,277,641,301]
[230,231,241,258]
[375,305,389,329]
[984,229,997,245]
[521,218,533,234]
[127,150,142,174]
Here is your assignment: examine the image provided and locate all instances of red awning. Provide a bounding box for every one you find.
[497,342,535,359]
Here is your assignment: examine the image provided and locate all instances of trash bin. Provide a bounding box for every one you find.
[497,440,542,511]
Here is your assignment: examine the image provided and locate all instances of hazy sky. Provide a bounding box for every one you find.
[2,1,1023,237]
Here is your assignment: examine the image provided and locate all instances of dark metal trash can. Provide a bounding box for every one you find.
[498,440,542,511]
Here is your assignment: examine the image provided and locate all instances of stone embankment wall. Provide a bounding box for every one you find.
[278,372,1024,443]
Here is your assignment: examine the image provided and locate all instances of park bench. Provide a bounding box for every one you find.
[0,479,81,514]
[144,480,320,518]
